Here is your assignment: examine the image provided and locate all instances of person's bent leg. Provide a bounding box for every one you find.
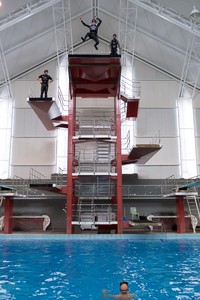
[81,32,90,42]
[94,35,99,50]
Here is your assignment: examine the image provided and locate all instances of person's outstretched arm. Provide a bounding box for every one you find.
[80,18,90,28]
[96,16,102,27]
[102,290,117,299]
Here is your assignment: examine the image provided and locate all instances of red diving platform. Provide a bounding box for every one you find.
[122,144,162,165]
[68,54,121,98]
[27,98,68,131]
[121,94,140,118]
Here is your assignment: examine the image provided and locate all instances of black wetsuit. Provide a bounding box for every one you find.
[38,74,53,98]
[110,38,120,56]
[81,18,102,49]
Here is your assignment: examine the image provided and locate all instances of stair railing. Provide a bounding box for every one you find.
[12,175,29,197]
[28,87,36,98]
[151,129,161,145]
[72,203,117,223]
[57,86,68,113]
[122,130,131,153]
[161,175,176,195]
[121,101,127,122]
[120,75,141,99]
[29,168,46,185]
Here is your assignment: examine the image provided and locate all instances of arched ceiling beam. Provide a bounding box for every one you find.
[0,0,61,32]
[129,0,200,37]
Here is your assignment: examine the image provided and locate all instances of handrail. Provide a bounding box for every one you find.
[72,203,117,223]
[151,129,161,144]
[122,130,131,152]
[28,87,36,98]
[57,86,68,112]
[121,101,127,122]
[120,75,141,98]
[29,168,46,184]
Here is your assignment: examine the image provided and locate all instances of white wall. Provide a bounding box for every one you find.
[1,53,189,180]
[133,60,181,179]
[10,61,58,178]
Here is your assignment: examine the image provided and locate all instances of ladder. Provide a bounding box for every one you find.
[186,195,200,229]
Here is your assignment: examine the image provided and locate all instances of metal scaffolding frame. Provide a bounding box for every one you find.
[130,0,200,37]
[92,0,99,19]
[0,0,61,32]
[0,39,13,99]
[52,0,73,62]
[178,30,200,99]
[118,0,138,68]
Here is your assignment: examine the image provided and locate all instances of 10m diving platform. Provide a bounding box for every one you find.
[25,54,161,234]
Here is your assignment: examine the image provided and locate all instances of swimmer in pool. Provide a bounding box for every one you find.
[102,282,135,299]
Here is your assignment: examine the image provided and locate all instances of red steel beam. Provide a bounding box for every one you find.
[176,195,185,233]
[4,196,14,234]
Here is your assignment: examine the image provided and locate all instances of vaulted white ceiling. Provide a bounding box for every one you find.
[0,0,200,92]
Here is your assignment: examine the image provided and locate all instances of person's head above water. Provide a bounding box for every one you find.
[120,281,129,294]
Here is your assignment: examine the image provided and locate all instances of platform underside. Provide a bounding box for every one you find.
[68,54,121,98]
[27,99,67,130]
[122,144,162,165]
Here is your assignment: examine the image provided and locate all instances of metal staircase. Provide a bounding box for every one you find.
[97,142,111,162]
[72,179,117,229]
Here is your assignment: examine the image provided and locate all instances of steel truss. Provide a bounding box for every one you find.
[0,0,61,32]
[178,30,200,98]
[0,39,13,99]
[118,0,138,68]
[52,0,73,62]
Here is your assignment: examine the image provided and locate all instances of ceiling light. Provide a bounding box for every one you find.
[190,5,200,20]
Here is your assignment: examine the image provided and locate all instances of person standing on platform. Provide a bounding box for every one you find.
[80,16,102,50]
[37,70,53,99]
[110,34,120,56]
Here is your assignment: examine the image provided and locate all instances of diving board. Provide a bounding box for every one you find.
[174,181,200,192]
[0,185,17,196]
[129,220,162,231]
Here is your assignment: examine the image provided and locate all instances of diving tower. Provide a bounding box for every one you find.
[24,54,162,234]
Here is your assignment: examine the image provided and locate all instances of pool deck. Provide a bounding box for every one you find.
[0,233,200,240]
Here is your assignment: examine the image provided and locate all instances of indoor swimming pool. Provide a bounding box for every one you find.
[0,237,200,299]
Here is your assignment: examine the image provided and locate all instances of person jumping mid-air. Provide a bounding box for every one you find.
[80,16,102,50]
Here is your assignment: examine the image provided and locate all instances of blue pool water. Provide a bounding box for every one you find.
[0,239,200,299]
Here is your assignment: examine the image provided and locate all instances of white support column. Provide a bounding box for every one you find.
[52,0,73,173]
[118,1,138,175]
[0,39,13,178]
[176,21,200,178]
